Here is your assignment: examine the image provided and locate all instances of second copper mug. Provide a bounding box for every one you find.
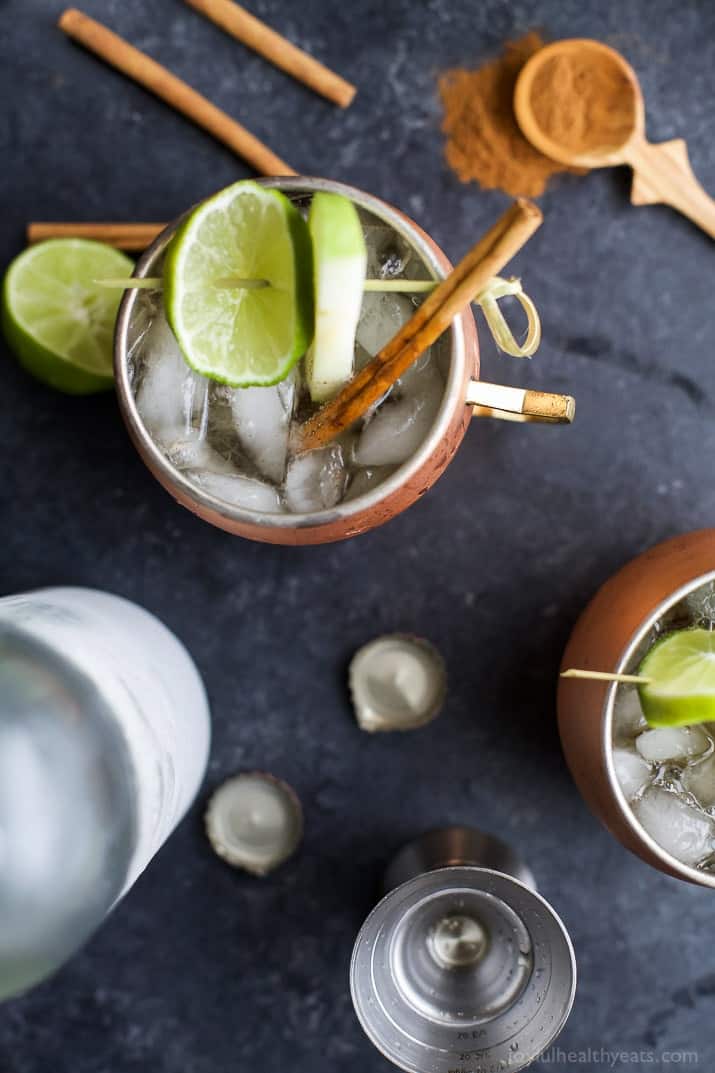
[558,529,715,888]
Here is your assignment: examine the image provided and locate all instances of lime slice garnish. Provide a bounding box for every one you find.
[2,239,133,394]
[638,628,715,727]
[164,180,313,387]
[305,192,367,402]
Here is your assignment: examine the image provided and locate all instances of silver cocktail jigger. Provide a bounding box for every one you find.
[350,827,576,1073]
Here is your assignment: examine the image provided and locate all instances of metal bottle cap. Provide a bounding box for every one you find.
[205,772,303,876]
[349,634,447,732]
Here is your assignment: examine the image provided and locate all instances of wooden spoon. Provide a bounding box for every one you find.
[514,38,715,238]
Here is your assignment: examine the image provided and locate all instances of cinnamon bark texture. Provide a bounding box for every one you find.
[184,0,356,108]
[27,223,165,250]
[59,8,295,176]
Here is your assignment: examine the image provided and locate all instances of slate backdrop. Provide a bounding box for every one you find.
[1,1,714,1069]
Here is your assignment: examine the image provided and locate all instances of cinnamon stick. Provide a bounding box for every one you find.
[58,8,295,176]
[27,222,165,250]
[298,199,544,453]
[185,0,356,108]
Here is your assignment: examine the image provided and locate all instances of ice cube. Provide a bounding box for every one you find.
[612,687,648,741]
[135,317,202,438]
[283,446,345,513]
[360,223,416,280]
[158,428,233,475]
[190,471,283,513]
[632,786,715,866]
[204,384,241,461]
[127,290,158,367]
[356,293,415,358]
[344,465,396,502]
[355,363,443,468]
[685,582,715,627]
[613,747,651,800]
[229,373,295,483]
[396,351,434,389]
[635,726,711,764]
[683,755,715,809]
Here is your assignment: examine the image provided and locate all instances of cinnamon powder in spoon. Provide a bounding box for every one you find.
[529,51,637,155]
[439,32,585,197]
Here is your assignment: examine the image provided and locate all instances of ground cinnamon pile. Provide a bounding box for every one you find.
[529,52,637,155]
[439,32,582,198]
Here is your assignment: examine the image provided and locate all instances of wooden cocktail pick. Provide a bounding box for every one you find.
[560,669,650,684]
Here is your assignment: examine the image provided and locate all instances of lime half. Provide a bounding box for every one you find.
[305,192,367,402]
[164,180,313,387]
[2,239,133,394]
[638,628,715,727]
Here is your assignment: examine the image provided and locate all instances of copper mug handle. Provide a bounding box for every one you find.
[466,381,575,424]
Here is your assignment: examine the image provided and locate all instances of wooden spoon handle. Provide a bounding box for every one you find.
[627,137,715,239]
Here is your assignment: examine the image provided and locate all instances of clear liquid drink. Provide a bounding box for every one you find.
[126,194,447,517]
[611,578,715,872]
[0,588,210,1000]
[115,176,482,545]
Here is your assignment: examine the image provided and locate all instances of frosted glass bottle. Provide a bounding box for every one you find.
[0,587,211,1000]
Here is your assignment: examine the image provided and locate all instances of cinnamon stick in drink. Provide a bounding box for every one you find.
[298,199,544,452]
[58,8,295,176]
[185,0,356,108]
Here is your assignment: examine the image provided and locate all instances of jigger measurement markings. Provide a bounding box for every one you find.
[351,832,575,1073]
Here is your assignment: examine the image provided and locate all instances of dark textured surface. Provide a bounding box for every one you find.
[2,1,715,1069]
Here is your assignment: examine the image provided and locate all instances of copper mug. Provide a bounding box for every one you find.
[558,529,715,888]
[115,177,573,546]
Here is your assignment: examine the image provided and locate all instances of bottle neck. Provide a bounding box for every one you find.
[0,626,136,1000]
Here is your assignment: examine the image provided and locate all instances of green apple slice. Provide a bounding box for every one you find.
[305,192,367,403]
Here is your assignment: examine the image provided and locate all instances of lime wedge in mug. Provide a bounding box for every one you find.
[2,239,133,394]
[638,628,715,727]
[164,180,313,387]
